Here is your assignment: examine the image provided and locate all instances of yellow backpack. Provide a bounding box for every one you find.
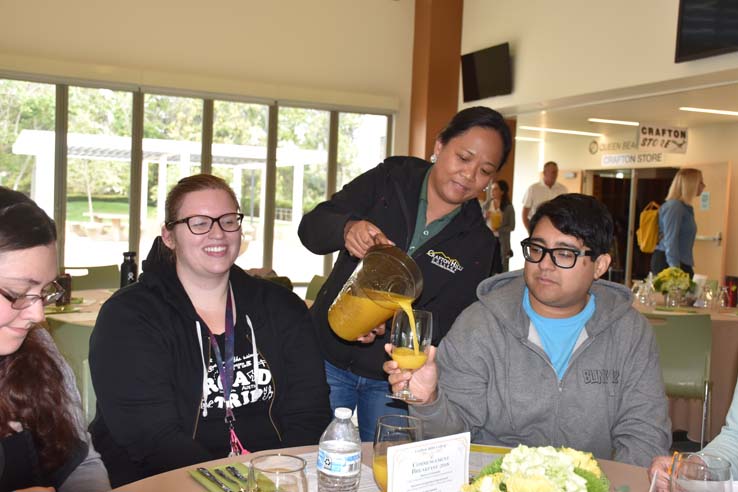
[636,201,660,253]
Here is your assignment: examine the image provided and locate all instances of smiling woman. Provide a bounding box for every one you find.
[88,174,331,487]
[0,186,111,491]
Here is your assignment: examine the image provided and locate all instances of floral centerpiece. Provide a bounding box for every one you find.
[652,267,694,294]
[463,445,610,492]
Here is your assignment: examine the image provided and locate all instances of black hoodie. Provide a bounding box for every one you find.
[299,156,498,380]
[88,238,331,487]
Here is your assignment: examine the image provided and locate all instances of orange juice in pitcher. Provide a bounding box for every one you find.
[327,245,423,341]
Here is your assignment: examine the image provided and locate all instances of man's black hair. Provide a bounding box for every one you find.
[528,193,613,257]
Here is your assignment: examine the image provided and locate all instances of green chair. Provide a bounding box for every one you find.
[645,313,712,449]
[65,265,120,290]
[305,274,326,301]
[46,318,97,424]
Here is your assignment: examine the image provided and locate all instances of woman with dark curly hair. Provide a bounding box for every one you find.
[0,186,110,492]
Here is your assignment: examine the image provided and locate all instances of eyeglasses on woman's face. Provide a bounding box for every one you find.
[520,239,597,269]
[166,213,244,235]
[0,281,65,310]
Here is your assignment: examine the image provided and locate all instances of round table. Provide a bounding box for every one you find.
[113,443,650,491]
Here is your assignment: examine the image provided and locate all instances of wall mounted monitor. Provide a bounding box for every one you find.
[676,0,738,62]
[461,42,513,102]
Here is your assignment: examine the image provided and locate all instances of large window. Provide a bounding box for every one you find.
[337,112,389,189]
[211,100,269,271]
[0,79,56,215]
[139,94,204,259]
[65,86,133,268]
[272,107,330,284]
[0,76,393,292]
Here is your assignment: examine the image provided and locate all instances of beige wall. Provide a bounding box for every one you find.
[461,0,738,113]
[461,0,738,275]
[0,0,415,152]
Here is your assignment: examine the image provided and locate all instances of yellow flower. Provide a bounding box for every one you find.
[506,474,557,492]
[559,448,601,478]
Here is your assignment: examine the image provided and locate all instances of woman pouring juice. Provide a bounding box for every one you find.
[298,106,512,442]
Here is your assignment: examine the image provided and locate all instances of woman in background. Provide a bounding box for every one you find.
[89,174,330,487]
[0,187,110,492]
[650,168,705,278]
[486,179,515,272]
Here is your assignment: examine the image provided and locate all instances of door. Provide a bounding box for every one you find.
[692,162,729,281]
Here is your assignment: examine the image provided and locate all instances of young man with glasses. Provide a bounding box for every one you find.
[384,193,670,467]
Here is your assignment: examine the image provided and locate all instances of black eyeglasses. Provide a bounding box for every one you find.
[0,281,65,310]
[166,213,244,235]
[520,239,598,269]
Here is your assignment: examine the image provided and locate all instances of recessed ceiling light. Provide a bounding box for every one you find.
[679,106,738,116]
[514,136,542,142]
[519,125,602,137]
[588,117,639,126]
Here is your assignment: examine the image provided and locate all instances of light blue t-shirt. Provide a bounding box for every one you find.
[522,288,596,380]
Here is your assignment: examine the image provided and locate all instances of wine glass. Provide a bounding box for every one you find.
[670,452,732,492]
[387,308,433,402]
[248,454,308,492]
[373,415,423,492]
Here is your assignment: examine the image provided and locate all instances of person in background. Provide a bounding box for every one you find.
[648,379,738,491]
[650,168,705,278]
[89,174,330,487]
[385,194,671,467]
[485,180,515,272]
[521,161,567,233]
[299,106,511,442]
[0,187,110,492]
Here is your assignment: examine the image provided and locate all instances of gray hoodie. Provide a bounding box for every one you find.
[411,270,671,467]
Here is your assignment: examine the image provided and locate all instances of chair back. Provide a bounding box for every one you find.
[66,264,120,290]
[306,274,326,301]
[46,318,97,424]
[645,313,711,399]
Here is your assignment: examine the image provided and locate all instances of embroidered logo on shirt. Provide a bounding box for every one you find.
[426,250,464,274]
[582,369,620,384]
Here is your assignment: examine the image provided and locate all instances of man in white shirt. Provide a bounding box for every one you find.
[522,161,568,233]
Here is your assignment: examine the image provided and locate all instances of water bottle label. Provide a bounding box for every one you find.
[317,448,361,477]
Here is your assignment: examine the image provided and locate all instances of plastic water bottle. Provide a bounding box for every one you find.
[317,407,361,492]
[120,251,138,288]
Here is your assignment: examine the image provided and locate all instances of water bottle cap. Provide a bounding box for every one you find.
[334,407,353,420]
[123,251,136,259]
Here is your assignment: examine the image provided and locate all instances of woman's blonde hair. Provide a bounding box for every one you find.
[666,168,703,203]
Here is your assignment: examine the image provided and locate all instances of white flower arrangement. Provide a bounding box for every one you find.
[464,445,609,492]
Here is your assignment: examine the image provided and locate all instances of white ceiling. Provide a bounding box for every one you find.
[513,82,738,136]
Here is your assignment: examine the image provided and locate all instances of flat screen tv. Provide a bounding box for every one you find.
[676,0,738,62]
[461,42,512,102]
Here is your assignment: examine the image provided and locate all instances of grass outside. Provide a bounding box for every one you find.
[66,196,156,222]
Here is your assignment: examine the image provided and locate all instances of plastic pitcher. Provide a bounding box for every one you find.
[327,244,423,341]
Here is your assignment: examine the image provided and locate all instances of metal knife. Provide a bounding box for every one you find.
[215,468,239,485]
[225,465,249,483]
[196,467,234,492]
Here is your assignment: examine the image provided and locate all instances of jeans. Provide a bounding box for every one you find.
[651,250,694,278]
[324,360,407,442]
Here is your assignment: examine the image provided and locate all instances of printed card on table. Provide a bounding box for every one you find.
[386,432,470,492]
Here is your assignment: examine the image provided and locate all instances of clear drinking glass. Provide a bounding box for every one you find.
[670,452,732,492]
[718,287,730,308]
[373,415,423,492]
[387,309,433,402]
[248,454,308,492]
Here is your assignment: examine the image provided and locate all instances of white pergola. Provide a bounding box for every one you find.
[12,129,327,226]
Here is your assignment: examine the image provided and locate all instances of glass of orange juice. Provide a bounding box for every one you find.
[387,309,432,402]
[373,415,423,492]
